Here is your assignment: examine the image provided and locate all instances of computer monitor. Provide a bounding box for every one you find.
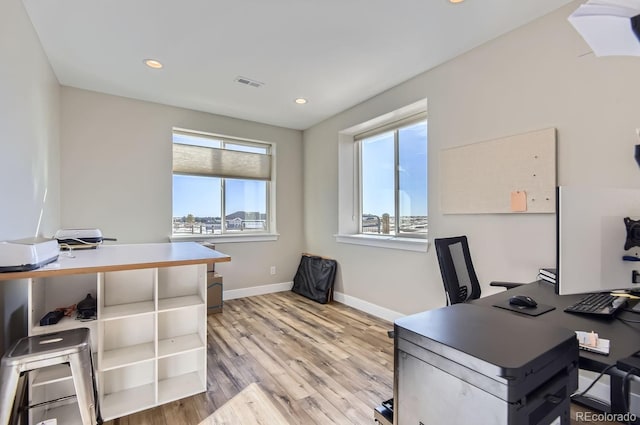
[557,186,640,295]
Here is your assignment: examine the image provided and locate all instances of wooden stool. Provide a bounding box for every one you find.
[0,328,101,425]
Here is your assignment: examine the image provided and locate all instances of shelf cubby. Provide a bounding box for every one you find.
[158,371,205,405]
[157,350,205,404]
[158,264,205,307]
[158,302,203,335]
[100,314,155,370]
[99,268,156,317]
[100,361,156,421]
[29,273,97,334]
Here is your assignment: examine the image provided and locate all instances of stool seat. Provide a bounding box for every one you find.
[3,328,91,366]
[0,328,100,425]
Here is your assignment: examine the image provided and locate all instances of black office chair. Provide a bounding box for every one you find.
[434,236,523,305]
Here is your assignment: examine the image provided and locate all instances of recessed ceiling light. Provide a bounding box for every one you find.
[144,59,163,69]
[294,98,308,105]
[449,0,464,3]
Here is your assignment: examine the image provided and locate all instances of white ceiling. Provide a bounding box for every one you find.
[22,0,574,130]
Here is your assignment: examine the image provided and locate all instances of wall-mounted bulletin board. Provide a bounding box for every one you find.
[440,127,556,214]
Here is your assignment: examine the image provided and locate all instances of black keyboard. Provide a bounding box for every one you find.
[564,293,627,317]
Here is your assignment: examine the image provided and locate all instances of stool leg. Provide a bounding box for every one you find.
[69,352,97,425]
[89,351,102,424]
[11,374,26,425]
[0,365,21,425]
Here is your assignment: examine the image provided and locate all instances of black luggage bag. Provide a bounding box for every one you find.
[291,254,337,304]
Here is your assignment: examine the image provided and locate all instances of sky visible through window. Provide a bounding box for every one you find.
[361,121,427,217]
[173,176,265,217]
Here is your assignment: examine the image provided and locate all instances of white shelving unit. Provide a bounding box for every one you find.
[16,242,228,423]
[96,264,206,420]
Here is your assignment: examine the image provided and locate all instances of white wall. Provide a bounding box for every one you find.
[303,1,640,316]
[60,87,304,291]
[0,0,60,351]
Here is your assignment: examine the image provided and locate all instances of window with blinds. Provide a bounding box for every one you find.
[172,129,273,236]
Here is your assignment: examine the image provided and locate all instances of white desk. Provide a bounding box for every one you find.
[0,242,230,423]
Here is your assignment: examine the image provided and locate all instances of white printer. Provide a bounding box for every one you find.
[0,237,60,272]
[54,228,105,249]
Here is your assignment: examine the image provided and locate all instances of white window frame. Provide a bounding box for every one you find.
[336,99,428,252]
[170,128,278,243]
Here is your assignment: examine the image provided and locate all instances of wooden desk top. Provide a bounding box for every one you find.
[0,242,231,281]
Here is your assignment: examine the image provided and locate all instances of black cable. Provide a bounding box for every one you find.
[621,369,638,425]
[577,364,617,397]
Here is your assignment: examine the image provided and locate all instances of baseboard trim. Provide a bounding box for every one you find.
[333,291,405,323]
[223,281,293,301]
[223,283,405,323]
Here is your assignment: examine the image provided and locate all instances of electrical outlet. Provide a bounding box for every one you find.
[270,266,276,275]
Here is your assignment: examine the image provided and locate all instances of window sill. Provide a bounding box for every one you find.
[170,233,279,243]
[335,234,428,252]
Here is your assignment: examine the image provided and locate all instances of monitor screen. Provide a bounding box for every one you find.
[557,186,640,295]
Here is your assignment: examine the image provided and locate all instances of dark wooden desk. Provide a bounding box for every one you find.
[473,281,640,416]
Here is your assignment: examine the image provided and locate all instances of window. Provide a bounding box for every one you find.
[357,117,428,238]
[172,129,274,238]
[336,99,428,251]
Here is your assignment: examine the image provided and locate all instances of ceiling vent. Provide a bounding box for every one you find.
[234,76,264,88]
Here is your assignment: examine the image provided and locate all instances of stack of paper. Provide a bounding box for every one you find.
[568,0,640,56]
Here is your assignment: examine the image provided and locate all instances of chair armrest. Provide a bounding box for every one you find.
[489,281,525,290]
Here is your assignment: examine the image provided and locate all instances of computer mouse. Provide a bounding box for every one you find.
[508,295,538,308]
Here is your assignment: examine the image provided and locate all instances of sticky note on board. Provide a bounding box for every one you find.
[511,191,527,212]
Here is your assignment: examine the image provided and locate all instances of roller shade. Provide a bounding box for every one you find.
[173,143,272,181]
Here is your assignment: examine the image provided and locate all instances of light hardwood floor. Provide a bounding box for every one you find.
[105,291,394,424]
[105,291,621,425]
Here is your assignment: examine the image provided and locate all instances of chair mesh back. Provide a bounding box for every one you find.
[449,242,472,302]
[434,236,482,305]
